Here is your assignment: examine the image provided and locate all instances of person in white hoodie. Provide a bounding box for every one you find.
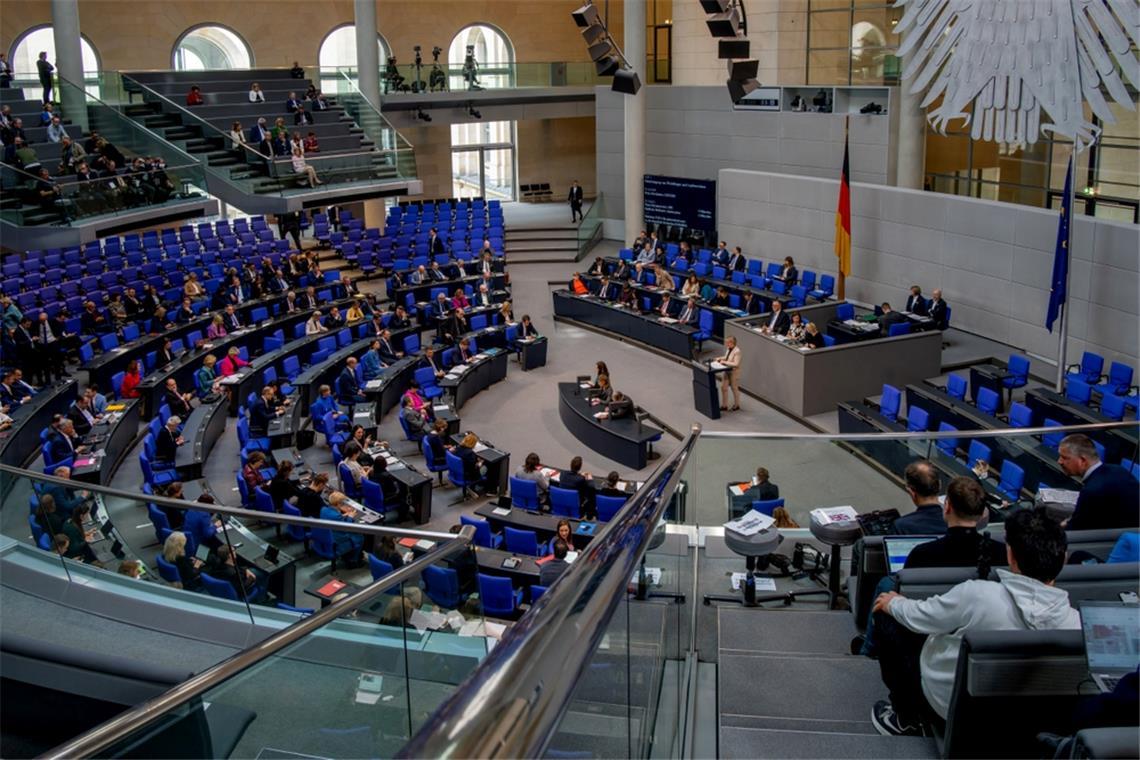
[870,508,1080,736]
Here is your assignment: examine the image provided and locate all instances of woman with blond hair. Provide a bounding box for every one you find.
[162,530,203,591]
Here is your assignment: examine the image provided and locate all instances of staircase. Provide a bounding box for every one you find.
[502,201,594,264]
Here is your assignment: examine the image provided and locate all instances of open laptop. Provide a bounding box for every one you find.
[883,535,939,573]
[1079,602,1140,692]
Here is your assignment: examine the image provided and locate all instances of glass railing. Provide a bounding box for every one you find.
[577,192,605,259]
[326,69,417,182]
[323,61,604,95]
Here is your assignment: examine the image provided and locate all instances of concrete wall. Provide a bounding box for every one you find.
[716,168,1140,369]
[596,84,895,235]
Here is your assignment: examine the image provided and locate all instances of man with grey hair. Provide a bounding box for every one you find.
[155,415,184,464]
[1057,433,1138,530]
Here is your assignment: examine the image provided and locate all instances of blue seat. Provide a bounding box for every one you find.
[367,554,396,588]
[530,585,549,603]
[1066,351,1104,385]
[478,573,523,618]
[276,603,316,615]
[29,514,44,544]
[1008,402,1033,428]
[461,515,503,549]
[509,476,540,510]
[362,477,398,518]
[235,472,251,507]
[1098,361,1136,398]
[282,503,309,546]
[879,385,901,422]
[549,486,581,518]
[935,422,959,456]
[397,412,422,443]
[835,302,855,321]
[1003,354,1030,396]
[596,494,626,522]
[309,527,341,570]
[906,406,930,433]
[423,565,462,607]
[966,440,992,467]
[41,441,73,475]
[155,554,182,585]
[201,572,240,601]
[946,374,968,400]
[504,527,546,557]
[691,310,714,351]
[139,452,177,488]
[446,450,478,501]
[1041,418,1065,451]
[1100,393,1127,421]
[337,462,362,500]
[1065,377,1093,406]
[421,436,448,484]
[37,533,52,551]
[236,417,270,452]
[414,366,444,399]
[996,460,1025,501]
[253,486,277,515]
[809,274,835,301]
[887,322,911,337]
[976,387,1000,416]
[751,498,784,516]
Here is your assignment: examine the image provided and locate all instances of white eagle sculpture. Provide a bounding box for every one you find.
[896,0,1140,146]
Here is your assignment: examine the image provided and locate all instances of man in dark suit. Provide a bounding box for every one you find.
[67,395,98,436]
[377,329,401,364]
[155,416,184,464]
[48,418,83,464]
[606,391,634,420]
[727,246,747,272]
[427,228,446,256]
[656,294,677,318]
[336,357,366,406]
[891,461,946,535]
[712,242,731,266]
[879,303,908,336]
[740,292,761,315]
[760,300,791,336]
[163,378,193,418]
[1059,434,1139,530]
[567,180,584,223]
[540,540,572,586]
[248,118,271,157]
[748,467,780,502]
[457,338,474,364]
[222,305,242,332]
[558,456,596,514]
[249,385,279,436]
[928,289,949,330]
[677,298,699,326]
[905,286,929,316]
[297,287,318,311]
[428,261,447,282]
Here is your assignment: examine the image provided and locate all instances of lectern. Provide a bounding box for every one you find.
[692,361,722,419]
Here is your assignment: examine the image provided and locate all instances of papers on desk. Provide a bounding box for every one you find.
[810,506,859,525]
[111,347,130,355]
[658,317,678,324]
[492,506,512,516]
[355,673,385,705]
[731,573,776,592]
[364,379,383,390]
[432,405,450,413]
[724,510,775,536]
[473,442,489,453]
[728,483,751,497]
[615,480,631,491]
[566,551,579,563]
[631,567,662,586]
[710,361,727,371]
[73,456,97,468]
[415,539,435,551]
[540,467,560,479]
[410,609,449,632]
[579,382,592,389]
[218,373,244,385]
[459,619,506,639]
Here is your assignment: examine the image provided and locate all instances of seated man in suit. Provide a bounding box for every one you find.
[1058,434,1139,530]
[377,329,401,364]
[759,299,790,336]
[879,302,908,335]
[539,539,572,587]
[891,461,946,534]
[249,385,283,436]
[45,465,92,519]
[656,293,677,318]
[163,378,194,418]
[336,357,367,406]
[676,297,700,326]
[67,394,100,436]
[726,246,747,272]
[605,391,635,420]
[558,456,596,516]
[905,285,929,316]
[421,346,446,379]
[749,467,779,501]
[739,291,762,315]
[48,419,86,464]
[713,241,731,266]
[928,289,949,330]
[155,415,184,464]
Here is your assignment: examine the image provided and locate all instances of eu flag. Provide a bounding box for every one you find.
[1045,157,1073,333]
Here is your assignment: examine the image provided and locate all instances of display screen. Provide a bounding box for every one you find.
[643,175,716,232]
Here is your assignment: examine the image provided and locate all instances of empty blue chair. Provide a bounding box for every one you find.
[368,554,395,584]
[414,366,444,399]
[935,422,959,456]
[421,436,447,484]
[549,486,581,518]
[691,310,714,351]
[530,585,549,603]
[835,302,855,321]
[504,527,546,557]
[201,573,241,601]
[276,603,316,615]
[362,477,397,518]
[1066,351,1104,385]
[1100,393,1127,421]
[155,554,182,585]
[461,515,502,549]
[966,440,992,467]
[946,374,968,400]
[253,487,277,515]
[445,450,478,501]
[996,460,1025,501]
[509,476,540,510]
[879,385,901,422]
[139,452,177,488]
[282,502,309,545]
[1098,361,1135,398]
[596,494,626,522]
[1003,354,1030,397]
[478,573,523,618]
[809,274,835,301]
[38,533,52,551]
[423,565,461,607]
[887,322,911,337]
[1008,402,1033,428]
[309,527,339,569]
[906,406,930,433]
[1065,377,1093,406]
[751,498,784,516]
[976,387,1000,416]
[1041,419,1065,450]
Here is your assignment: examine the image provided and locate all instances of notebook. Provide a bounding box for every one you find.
[1080,602,1140,693]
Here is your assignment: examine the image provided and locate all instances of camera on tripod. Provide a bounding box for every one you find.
[414,45,422,65]
[432,46,442,62]
[859,101,883,115]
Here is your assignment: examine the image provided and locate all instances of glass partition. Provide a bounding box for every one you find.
[577,192,605,258]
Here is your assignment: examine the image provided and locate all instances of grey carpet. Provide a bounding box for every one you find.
[720,727,938,759]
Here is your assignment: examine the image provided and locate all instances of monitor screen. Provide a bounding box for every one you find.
[883,536,938,573]
[643,175,716,233]
[1081,603,1140,672]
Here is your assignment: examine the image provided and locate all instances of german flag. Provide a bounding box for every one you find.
[834,130,852,277]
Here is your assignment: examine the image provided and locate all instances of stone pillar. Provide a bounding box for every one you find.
[896,51,926,190]
[52,0,88,131]
[623,0,647,243]
[354,0,382,112]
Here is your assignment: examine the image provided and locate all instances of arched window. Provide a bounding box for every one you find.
[318,25,389,93]
[173,25,252,71]
[10,26,100,79]
[448,24,514,90]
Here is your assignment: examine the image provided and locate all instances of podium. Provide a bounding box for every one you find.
[692,362,722,419]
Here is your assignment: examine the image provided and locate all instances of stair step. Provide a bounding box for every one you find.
[505,241,579,253]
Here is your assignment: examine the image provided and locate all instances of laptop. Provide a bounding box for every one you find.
[1079,602,1140,693]
[883,535,939,573]
[195,543,213,563]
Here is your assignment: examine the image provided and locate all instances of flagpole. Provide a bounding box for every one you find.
[1055,146,1079,392]
[837,115,849,300]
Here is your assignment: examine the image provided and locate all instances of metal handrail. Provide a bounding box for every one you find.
[699,419,1138,442]
[40,525,476,760]
[398,424,703,759]
[0,158,200,192]
[334,69,416,151]
[0,462,453,540]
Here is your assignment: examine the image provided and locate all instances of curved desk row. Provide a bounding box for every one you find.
[584,272,752,340]
[135,296,357,417]
[291,322,420,413]
[71,400,143,486]
[439,349,510,411]
[552,290,696,359]
[0,380,78,497]
[557,382,662,470]
[455,324,548,372]
[391,273,507,307]
[173,399,228,481]
[83,292,293,390]
[1025,387,1137,463]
